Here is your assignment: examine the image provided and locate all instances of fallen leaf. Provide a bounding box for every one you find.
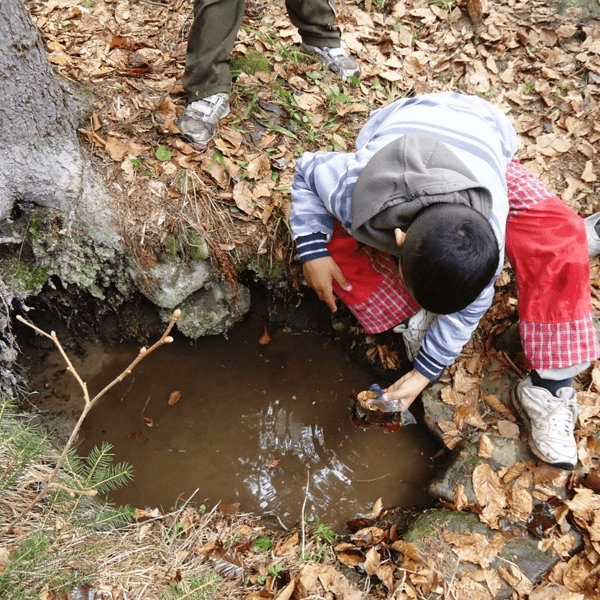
[105,136,128,161]
[497,419,520,439]
[134,507,162,519]
[233,181,256,215]
[472,464,506,528]
[443,529,504,567]
[368,497,384,518]
[259,326,272,345]
[363,546,380,575]
[274,579,294,600]
[246,154,271,180]
[337,551,362,566]
[478,433,494,459]
[466,0,484,23]
[582,160,597,183]
[143,416,153,427]
[498,563,533,595]
[275,532,299,556]
[167,391,181,406]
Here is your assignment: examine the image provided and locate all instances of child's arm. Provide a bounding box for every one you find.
[303,256,351,312]
[383,369,431,411]
[290,151,358,309]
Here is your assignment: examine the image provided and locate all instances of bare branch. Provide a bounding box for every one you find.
[0,309,181,538]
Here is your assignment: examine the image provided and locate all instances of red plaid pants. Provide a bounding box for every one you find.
[327,158,600,370]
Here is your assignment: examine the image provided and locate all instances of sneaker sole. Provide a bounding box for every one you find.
[511,385,576,470]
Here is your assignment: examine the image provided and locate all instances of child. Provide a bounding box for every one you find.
[290,91,600,470]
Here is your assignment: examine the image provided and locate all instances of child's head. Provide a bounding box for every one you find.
[398,203,499,315]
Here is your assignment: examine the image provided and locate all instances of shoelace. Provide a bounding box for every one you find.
[546,395,577,435]
[189,95,226,118]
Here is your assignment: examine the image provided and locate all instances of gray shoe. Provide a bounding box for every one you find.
[393,309,437,362]
[513,375,579,470]
[178,93,230,149]
[300,43,360,80]
[585,212,600,258]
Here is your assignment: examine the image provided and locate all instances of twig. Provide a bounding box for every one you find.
[51,482,98,497]
[0,309,181,538]
[357,473,390,483]
[301,470,310,559]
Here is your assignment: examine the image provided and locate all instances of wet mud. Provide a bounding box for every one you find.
[24,314,439,530]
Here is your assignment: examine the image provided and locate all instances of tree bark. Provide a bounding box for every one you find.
[0,0,93,218]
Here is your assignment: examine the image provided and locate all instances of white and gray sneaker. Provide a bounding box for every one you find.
[513,375,579,470]
[584,212,600,258]
[393,309,437,362]
[178,93,230,149]
[300,43,360,80]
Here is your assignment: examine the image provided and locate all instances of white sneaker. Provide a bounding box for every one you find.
[178,93,230,149]
[513,375,579,470]
[300,43,360,80]
[584,212,600,258]
[393,309,436,362]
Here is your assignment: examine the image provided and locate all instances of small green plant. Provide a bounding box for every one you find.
[300,519,336,562]
[370,78,402,103]
[7,261,47,294]
[429,0,456,12]
[130,158,155,178]
[324,84,351,112]
[314,519,335,544]
[0,397,135,598]
[257,563,283,585]
[158,572,222,600]
[523,80,535,95]
[155,145,172,162]
[231,50,271,76]
[251,535,273,553]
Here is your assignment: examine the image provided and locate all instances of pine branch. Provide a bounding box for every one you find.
[0,309,181,538]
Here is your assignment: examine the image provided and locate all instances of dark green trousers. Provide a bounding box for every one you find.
[183,0,342,102]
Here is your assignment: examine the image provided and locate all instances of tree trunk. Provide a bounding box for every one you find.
[0,0,98,219]
[0,0,124,396]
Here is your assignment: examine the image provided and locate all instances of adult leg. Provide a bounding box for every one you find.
[285,0,359,79]
[285,0,340,47]
[179,0,244,148]
[505,158,599,469]
[183,0,244,102]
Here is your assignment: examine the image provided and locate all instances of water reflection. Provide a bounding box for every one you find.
[30,315,438,530]
[240,401,354,525]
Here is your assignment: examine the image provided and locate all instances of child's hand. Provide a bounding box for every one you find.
[383,369,430,411]
[303,256,352,312]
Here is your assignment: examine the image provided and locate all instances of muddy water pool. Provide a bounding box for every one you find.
[27,314,438,530]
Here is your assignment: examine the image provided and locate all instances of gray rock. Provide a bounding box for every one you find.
[402,508,567,599]
[168,280,251,338]
[421,368,520,446]
[427,433,537,505]
[135,259,216,309]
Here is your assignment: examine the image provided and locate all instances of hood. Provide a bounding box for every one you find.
[350,132,493,255]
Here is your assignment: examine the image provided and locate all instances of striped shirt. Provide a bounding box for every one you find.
[290,92,519,380]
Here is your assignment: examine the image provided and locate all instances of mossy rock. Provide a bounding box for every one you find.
[403,508,569,599]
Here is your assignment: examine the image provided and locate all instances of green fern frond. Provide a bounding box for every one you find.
[158,571,223,600]
[0,398,52,490]
[0,394,136,597]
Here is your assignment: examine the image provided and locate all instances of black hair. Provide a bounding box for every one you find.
[401,203,499,315]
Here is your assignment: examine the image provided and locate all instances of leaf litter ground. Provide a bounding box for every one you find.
[22,0,600,598]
